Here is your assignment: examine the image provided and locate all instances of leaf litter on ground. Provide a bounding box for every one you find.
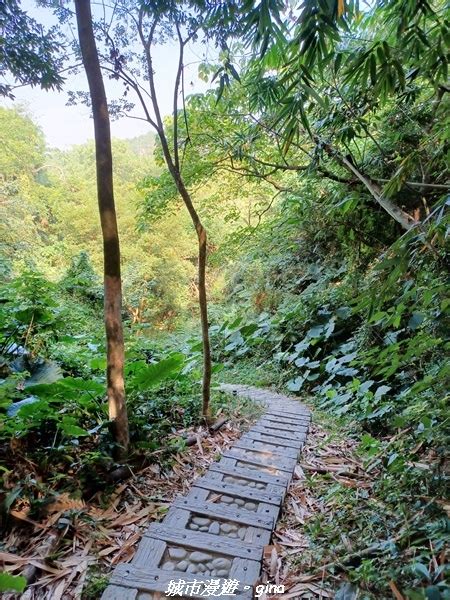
[261,422,375,599]
[1,411,252,599]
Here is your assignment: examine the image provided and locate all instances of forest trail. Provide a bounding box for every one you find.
[101,385,311,599]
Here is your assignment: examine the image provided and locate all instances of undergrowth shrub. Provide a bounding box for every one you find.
[213,190,449,596]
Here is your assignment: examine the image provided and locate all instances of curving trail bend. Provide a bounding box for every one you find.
[101,385,311,600]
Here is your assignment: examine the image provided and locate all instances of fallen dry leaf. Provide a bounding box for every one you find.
[2,416,249,599]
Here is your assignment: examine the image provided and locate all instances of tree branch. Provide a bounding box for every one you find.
[173,22,184,172]
[334,150,419,230]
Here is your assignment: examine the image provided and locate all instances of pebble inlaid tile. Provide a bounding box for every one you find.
[101,385,310,600]
[222,475,267,490]
[206,491,258,512]
[160,545,232,578]
[186,514,249,540]
[234,459,283,476]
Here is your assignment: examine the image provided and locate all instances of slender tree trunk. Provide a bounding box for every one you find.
[195,219,212,418]
[135,20,212,418]
[74,0,129,455]
[171,171,212,419]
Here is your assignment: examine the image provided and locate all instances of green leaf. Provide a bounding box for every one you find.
[425,586,444,600]
[0,572,27,593]
[90,357,106,370]
[60,417,89,438]
[370,53,377,85]
[227,316,243,330]
[374,385,391,398]
[131,354,185,389]
[408,313,424,330]
[307,325,323,338]
[295,357,309,367]
[26,378,104,398]
[306,360,320,368]
[336,306,351,319]
[324,319,335,338]
[387,452,399,466]
[294,340,310,353]
[334,52,343,73]
[227,62,241,83]
[359,380,374,393]
[240,323,259,337]
[393,59,405,88]
[303,84,327,108]
[412,562,431,581]
[286,376,305,392]
[4,487,22,512]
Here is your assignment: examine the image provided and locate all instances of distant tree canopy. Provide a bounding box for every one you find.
[0,106,45,178]
[0,106,262,326]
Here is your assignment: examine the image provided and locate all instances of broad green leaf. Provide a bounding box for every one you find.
[374,385,391,398]
[294,340,310,353]
[0,573,27,593]
[240,323,259,336]
[60,417,89,437]
[294,357,309,367]
[286,377,305,392]
[408,313,424,330]
[359,380,374,393]
[307,325,323,338]
[131,354,185,389]
[306,360,320,368]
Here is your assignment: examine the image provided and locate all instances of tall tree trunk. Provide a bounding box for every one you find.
[134,18,212,419]
[197,223,212,419]
[74,0,129,455]
[170,170,212,419]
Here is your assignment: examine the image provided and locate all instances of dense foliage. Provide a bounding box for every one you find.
[0,0,64,98]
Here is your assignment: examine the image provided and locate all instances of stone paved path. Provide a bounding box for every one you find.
[101,385,311,600]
